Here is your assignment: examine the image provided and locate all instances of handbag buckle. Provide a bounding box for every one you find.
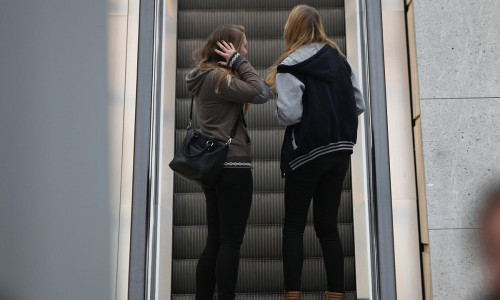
[226,138,233,146]
[206,140,214,149]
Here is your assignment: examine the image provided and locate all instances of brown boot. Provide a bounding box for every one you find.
[324,291,345,300]
[284,291,301,300]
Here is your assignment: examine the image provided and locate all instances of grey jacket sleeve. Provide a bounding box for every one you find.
[275,72,305,126]
[348,61,366,116]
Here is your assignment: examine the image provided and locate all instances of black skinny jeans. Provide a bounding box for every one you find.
[283,153,350,293]
[196,168,253,300]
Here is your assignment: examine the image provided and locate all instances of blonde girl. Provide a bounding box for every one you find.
[266,5,365,300]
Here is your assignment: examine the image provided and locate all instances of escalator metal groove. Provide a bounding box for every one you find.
[178,9,345,39]
[172,1,356,299]
[178,0,344,11]
[173,191,353,226]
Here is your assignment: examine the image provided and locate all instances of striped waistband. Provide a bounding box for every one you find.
[289,141,354,170]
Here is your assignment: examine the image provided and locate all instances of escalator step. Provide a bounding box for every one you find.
[173,161,352,193]
[173,191,353,226]
[172,224,355,259]
[178,9,345,39]
[171,292,356,300]
[171,257,356,293]
[177,37,346,69]
[179,0,344,11]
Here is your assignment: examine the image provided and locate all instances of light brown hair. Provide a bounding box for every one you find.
[193,24,246,93]
[265,5,344,87]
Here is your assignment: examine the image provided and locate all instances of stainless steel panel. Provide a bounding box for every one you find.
[129,0,156,297]
[156,0,178,299]
[364,0,398,297]
[345,0,374,299]
[146,0,167,298]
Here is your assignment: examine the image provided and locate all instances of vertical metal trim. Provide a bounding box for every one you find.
[115,0,140,299]
[345,0,375,298]
[146,0,164,298]
[362,0,398,299]
[128,0,156,298]
[155,0,178,298]
[151,0,178,299]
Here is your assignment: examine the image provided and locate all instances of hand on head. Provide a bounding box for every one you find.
[215,40,237,67]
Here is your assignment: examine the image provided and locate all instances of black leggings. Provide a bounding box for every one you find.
[196,168,253,300]
[283,153,350,292]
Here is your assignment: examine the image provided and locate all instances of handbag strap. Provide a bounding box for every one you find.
[187,95,194,129]
[227,112,241,145]
[188,95,245,146]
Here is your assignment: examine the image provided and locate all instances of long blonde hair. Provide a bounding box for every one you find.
[193,25,246,94]
[265,5,344,87]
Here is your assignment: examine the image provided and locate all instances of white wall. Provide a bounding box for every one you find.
[0,1,111,299]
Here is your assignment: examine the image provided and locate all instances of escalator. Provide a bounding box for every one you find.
[172,1,356,299]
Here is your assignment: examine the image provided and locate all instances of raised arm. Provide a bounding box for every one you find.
[214,40,270,104]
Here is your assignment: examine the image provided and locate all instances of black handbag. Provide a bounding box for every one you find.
[169,96,241,187]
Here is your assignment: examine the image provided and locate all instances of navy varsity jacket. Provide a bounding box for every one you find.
[276,43,363,177]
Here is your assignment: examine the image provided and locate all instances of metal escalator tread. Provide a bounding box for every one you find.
[173,1,355,298]
[172,258,356,293]
[172,292,357,300]
[173,225,355,259]
[178,9,345,39]
[179,0,344,11]
[173,191,353,226]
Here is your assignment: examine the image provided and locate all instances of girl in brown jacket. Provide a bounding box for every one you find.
[185,25,270,300]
